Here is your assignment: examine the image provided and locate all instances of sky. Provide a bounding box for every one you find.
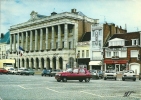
[0,0,141,34]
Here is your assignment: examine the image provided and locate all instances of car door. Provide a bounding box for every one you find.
[69,69,79,80]
[77,69,86,80]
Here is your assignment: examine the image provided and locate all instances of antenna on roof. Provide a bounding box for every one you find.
[125,24,127,30]
[100,15,106,23]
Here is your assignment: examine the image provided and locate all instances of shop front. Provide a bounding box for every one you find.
[104,60,128,72]
[89,61,102,70]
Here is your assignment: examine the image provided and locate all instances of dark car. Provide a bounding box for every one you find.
[55,68,92,82]
[41,69,52,76]
[90,70,103,79]
[50,69,62,77]
[0,68,9,74]
[20,69,34,75]
[139,73,141,80]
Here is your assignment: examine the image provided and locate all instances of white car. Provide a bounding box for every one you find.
[16,68,26,75]
[104,70,117,80]
[8,68,17,74]
[122,70,136,81]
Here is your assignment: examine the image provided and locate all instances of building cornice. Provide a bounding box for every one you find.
[10,12,99,31]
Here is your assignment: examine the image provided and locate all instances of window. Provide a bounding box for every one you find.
[82,50,84,58]
[132,39,138,45]
[86,50,89,57]
[113,51,119,56]
[69,42,71,49]
[121,51,127,57]
[92,41,95,47]
[131,50,138,57]
[106,52,111,58]
[92,30,95,37]
[62,41,64,48]
[99,40,101,48]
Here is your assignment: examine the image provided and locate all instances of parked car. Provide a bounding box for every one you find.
[16,68,26,75]
[0,68,9,74]
[139,73,141,80]
[7,67,17,74]
[50,69,62,77]
[104,70,117,80]
[41,69,52,76]
[122,70,136,81]
[55,68,92,82]
[20,69,35,75]
[90,70,103,79]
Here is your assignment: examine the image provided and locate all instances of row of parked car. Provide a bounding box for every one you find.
[0,67,35,75]
[90,69,141,81]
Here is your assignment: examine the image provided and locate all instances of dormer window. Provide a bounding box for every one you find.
[132,39,138,45]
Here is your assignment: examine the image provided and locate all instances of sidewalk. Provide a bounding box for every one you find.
[34,70,42,75]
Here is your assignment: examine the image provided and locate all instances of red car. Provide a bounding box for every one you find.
[55,68,92,82]
[0,68,9,74]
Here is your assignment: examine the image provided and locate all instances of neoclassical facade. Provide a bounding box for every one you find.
[9,9,99,70]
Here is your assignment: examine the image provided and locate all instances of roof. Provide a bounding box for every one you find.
[104,32,140,47]
[80,32,91,42]
[0,31,10,44]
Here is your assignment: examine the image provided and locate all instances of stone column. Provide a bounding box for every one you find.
[56,59,59,69]
[64,23,68,49]
[50,59,52,70]
[30,30,33,51]
[29,61,31,69]
[25,31,28,51]
[46,28,49,50]
[16,59,18,68]
[10,34,12,52]
[74,24,78,49]
[34,58,36,69]
[51,26,54,49]
[39,59,41,69]
[58,25,61,49]
[20,59,22,68]
[35,30,37,51]
[14,34,16,52]
[40,28,43,50]
[21,32,24,48]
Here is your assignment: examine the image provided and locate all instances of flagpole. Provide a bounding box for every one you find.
[18,29,19,70]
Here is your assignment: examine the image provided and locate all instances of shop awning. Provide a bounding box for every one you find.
[104,60,128,64]
[89,61,101,65]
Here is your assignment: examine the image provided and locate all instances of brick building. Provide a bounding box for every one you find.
[104,32,141,75]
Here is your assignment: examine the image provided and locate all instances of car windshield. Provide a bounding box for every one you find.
[106,70,115,73]
[65,68,72,72]
[73,69,78,73]
[10,68,14,70]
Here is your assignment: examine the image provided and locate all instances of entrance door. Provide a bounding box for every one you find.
[115,64,120,72]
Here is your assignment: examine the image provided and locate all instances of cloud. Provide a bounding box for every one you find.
[0,0,141,33]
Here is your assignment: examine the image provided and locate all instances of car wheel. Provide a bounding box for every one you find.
[79,80,83,82]
[122,78,125,81]
[133,79,136,81]
[62,77,67,82]
[104,77,106,80]
[85,78,90,82]
[57,80,61,82]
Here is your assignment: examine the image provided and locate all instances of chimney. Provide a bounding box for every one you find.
[51,12,57,16]
[71,9,77,13]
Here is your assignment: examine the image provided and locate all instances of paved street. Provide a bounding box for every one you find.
[0,74,141,100]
